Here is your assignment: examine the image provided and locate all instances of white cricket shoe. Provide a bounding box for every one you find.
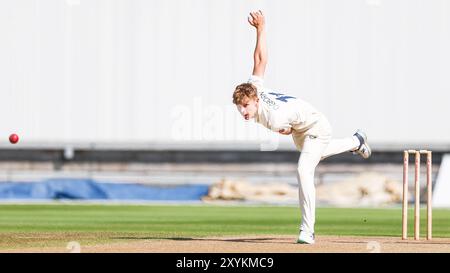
[297,230,315,244]
[353,129,372,159]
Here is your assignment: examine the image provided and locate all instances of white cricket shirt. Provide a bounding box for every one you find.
[248,75,324,133]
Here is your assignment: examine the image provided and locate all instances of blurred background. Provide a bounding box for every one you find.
[0,0,449,206]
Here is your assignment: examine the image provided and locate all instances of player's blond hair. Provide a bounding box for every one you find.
[232,83,257,105]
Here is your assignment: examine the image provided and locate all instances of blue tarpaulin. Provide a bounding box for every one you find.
[0,179,209,201]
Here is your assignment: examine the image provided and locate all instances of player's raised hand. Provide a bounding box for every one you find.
[248,10,265,30]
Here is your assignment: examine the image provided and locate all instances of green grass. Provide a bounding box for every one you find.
[0,204,449,249]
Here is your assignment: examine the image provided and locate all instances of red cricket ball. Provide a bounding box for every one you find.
[9,134,19,144]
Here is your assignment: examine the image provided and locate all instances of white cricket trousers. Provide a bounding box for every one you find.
[292,116,360,234]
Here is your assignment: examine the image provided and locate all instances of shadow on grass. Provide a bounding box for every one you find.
[112,236,450,246]
[111,236,290,244]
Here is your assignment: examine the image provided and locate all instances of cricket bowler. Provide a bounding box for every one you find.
[232,10,372,244]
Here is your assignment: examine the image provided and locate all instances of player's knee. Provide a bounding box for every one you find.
[297,166,314,182]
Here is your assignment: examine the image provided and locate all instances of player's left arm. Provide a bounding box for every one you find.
[269,114,293,135]
[248,10,267,78]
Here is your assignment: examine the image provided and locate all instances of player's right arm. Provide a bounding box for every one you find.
[248,10,267,78]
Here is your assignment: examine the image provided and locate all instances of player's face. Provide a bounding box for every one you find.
[236,96,259,120]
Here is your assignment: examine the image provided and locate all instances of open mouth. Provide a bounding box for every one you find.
[244,115,249,120]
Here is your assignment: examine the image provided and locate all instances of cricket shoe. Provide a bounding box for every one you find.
[352,129,371,159]
[297,230,315,244]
